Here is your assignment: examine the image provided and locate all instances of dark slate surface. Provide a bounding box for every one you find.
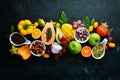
[0,0,120,80]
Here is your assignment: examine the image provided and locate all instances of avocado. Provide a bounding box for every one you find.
[56,27,64,44]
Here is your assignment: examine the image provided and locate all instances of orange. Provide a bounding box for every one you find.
[81,46,92,57]
[31,28,41,39]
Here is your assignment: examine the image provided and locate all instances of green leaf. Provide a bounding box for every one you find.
[10,25,15,32]
[108,28,113,33]
[59,11,68,25]
[91,18,95,26]
[83,16,90,29]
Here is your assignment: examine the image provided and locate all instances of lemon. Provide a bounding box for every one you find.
[88,26,94,32]
[31,28,41,39]
[93,22,98,28]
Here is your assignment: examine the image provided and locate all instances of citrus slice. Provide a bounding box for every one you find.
[81,46,92,57]
[31,28,41,39]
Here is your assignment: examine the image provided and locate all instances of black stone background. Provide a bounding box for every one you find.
[0,0,120,80]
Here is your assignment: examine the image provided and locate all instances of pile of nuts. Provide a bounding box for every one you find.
[30,41,45,55]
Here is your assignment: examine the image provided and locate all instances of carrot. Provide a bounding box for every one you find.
[81,46,92,57]
[17,45,31,60]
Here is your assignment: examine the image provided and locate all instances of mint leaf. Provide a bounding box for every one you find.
[83,16,90,29]
[59,11,68,25]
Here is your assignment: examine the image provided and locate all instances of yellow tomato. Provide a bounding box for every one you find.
[93,22,98,28]
[108,42,116,48]
[43,53,50,58]
[88,26,94,32]
[34,22,39,27]
[55,23,60,28]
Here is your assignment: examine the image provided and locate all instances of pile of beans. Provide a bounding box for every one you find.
[75,28,89,42]
[30,41,45,55]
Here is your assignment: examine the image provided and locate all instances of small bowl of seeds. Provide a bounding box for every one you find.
[30,40,46,57]
[91,38,107,59]
[74,27,90,43]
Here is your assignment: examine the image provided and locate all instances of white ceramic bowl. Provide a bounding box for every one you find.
[30,40,46,57]
[74,27,90,43]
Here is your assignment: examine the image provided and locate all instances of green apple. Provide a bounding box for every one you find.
[89,33,101,46]
[68,41,82,54]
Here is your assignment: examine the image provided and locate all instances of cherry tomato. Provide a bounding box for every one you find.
[96,24,108,37]
[61,35,67,41]
[61,41,66,45]
[66,38,70,43]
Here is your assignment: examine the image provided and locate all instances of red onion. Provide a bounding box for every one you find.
[51,42,62,54]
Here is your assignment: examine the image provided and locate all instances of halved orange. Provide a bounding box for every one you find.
[81,46,92,57]
[31,28,41,39]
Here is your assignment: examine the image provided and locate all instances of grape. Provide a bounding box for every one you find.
[72,21,77,25]
[80,23,85,27]
[108,37,113,42]
[72,24,78,29]
[77,20,82,24]
[107,33,111,37]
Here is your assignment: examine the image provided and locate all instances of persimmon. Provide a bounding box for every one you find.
[17,45,31,60]
[81,46,92,57]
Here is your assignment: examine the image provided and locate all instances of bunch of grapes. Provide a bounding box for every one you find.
[72,20,85,29]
